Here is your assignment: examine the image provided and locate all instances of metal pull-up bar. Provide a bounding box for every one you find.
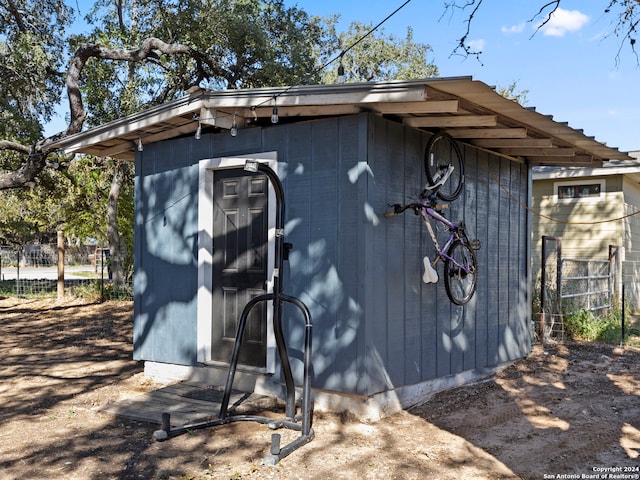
[154,160,314,466]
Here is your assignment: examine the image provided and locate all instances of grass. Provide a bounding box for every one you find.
[0,279,132,301]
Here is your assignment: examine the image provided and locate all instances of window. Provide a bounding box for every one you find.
[554,179,605,203]
[557,183,600,199]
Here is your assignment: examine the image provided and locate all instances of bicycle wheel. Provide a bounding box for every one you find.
[443,239,477,305]
[424,132,464,201]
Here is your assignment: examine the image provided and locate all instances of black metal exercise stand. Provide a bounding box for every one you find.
[153,160,314,465]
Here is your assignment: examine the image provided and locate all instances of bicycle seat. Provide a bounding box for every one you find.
[422,256,438,284]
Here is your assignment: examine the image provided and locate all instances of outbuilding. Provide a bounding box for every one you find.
[54,77,630,418]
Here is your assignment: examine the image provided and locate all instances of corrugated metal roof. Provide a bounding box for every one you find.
[51,77,631,165]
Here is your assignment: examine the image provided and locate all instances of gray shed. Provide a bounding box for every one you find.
[54,78,630,418]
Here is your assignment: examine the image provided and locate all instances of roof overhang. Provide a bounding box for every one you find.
[533,159,640,182]
[50,77,631,165]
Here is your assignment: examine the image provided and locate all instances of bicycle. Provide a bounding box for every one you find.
[385,133,479,305]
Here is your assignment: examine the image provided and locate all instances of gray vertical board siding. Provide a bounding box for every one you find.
[486,154,501,366]
[133,137,201,364]
[512,161,532,357]
[473,150,490,368]
[267,116,367,393]
[306,118,341,391]
[418,132,437,381]
[460,143,478,373]
[402,127,425,387]
[383,121,406,387]
[447,146,467,376]
[133,129,259,366]
[497,157,510,363]
[362,114,530,395]
[268,122,314,384]
[133,112,531,395]
[336,115,368,394]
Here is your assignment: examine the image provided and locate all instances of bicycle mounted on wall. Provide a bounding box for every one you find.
[386,132,480,306]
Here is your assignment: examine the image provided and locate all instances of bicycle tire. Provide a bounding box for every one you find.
[424,132,464,201]
[443,239,477,305]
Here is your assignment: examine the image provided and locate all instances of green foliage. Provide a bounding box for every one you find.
[320,22,438,83]
[0,155,133,251]
[1,0,441,287]
[497,81,529,106]
[0,164,70,244]
[71,280,133,302]
[0,0,72,136]
[563,304,636,343]
[79,0,326,108]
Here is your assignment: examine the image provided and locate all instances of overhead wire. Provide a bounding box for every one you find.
[489,171,640,225]
[151,1,416,222]
[248,0,414,110]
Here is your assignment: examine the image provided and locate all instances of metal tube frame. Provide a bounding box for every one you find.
[154,161,314,465]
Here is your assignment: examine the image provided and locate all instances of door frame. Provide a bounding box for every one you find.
[197,152,278,373]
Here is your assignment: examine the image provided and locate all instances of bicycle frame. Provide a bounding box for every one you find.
[419,199,470,273]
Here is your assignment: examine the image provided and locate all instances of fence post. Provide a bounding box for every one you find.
[609,245,623,306]
[621,284,626,346]
[16,249,20,296]
[540,236,548,341]
[57,231,65,301]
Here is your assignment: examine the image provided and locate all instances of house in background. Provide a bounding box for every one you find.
[532,151,640,312]
[52,78,630,419]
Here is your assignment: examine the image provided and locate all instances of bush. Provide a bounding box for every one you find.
[563,304,635,343]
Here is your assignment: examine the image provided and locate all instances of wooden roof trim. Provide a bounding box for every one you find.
[427,79,630,161]
[497,147,575,157]
[405,115,497,128]
[245,103,361,119]
[471,138,553,148]
[373,99,459,114]
[48,77,631,165]
[529,154,596,166]
[200,83,428,109]
[447,128,528,139]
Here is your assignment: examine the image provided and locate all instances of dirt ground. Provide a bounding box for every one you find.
[1,297,640,480]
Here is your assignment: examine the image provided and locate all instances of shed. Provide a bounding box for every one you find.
[532,152,640,312]
[53,77,630,418]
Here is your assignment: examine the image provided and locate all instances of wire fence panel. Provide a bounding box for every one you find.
[538,236,624,344]
[540,236,563,342]
[560,258,611,312]
[0,244,132,300]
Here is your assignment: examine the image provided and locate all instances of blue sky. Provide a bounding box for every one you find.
[50,0,639,153]
[289,0,639,153]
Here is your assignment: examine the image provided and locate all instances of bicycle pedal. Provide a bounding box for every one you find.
[470,239,481,250]
[434,204,449,209]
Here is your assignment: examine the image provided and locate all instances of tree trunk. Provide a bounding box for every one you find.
[106,160,126,286]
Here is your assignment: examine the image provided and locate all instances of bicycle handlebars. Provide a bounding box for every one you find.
[384,202,423,217]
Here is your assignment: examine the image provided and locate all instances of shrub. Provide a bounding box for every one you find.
[563,303,635,343]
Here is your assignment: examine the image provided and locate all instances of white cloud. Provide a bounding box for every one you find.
[540,8,589,37]
[501,23,526,34]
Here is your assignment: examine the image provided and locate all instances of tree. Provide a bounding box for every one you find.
[0,0,327,283]
[320,20,438,83]
[446,0,639,63]
[0,0,327,191]
[497,81,529,106]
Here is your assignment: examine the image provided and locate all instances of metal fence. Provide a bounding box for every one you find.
[560,258,611,312]
[0,244,133,300]
[539,236,563,341]
[538,236,621,342]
